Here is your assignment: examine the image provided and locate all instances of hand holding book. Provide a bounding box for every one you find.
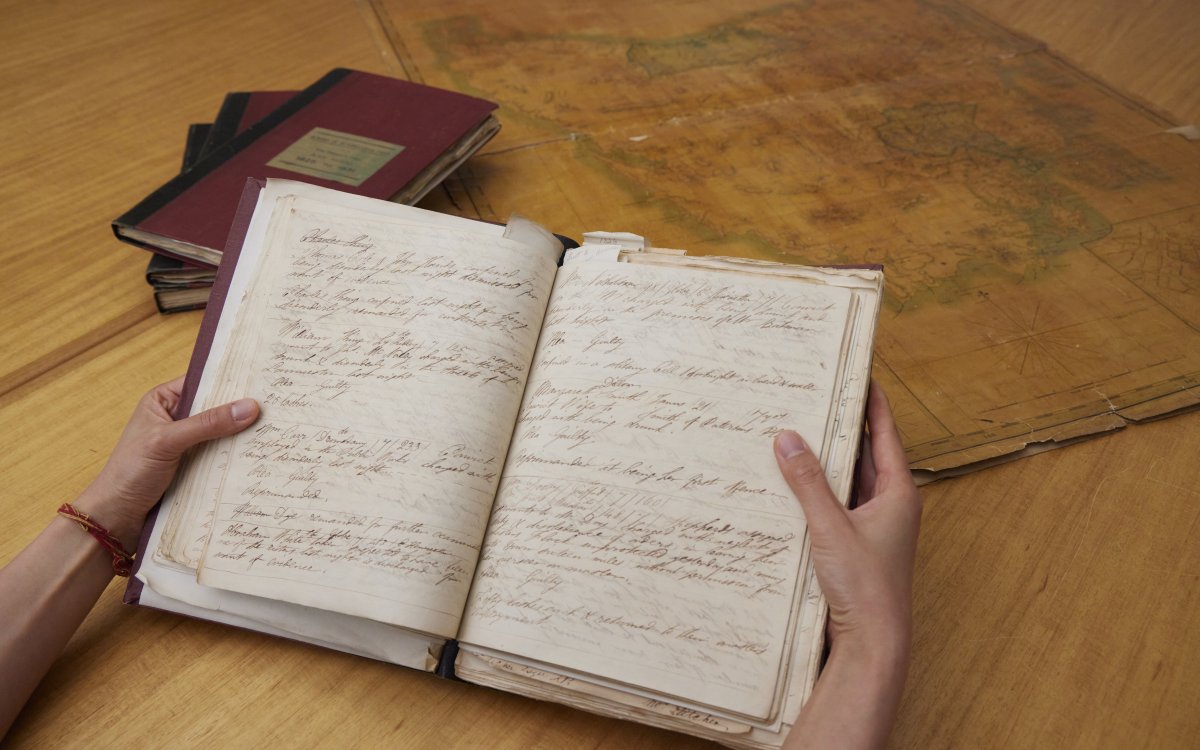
[0,374,917,746]
[128,179,887,747]
[0,378,262,738]
[775,382,921,750]
[73,378,261,549]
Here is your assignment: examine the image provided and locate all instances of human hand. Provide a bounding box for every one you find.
[774,384,921,750]
[773,381,921,661]
[73,377,260,547]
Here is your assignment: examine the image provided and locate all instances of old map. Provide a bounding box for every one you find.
[377,0,1200,477]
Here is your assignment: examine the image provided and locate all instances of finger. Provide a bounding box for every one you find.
[150,377,187,414]
[866,381,909,479]
[158,398,260,455]
[774,430,850,534]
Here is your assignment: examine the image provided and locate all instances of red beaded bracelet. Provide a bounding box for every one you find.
[57,503,135,577]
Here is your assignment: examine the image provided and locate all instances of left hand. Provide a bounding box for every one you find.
[74,377,260,546]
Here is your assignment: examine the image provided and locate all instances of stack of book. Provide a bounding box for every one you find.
[113,69,501,312]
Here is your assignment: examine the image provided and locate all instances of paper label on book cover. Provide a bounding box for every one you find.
[267,128,405,187]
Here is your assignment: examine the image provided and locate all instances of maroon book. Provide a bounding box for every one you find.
[147,92,301,312]
[114,69,500,268]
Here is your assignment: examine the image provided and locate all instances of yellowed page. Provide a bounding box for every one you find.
[156,183,509,570]
[192,194,559,638]
[460,260,853,719]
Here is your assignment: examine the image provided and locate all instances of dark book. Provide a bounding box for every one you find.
[115,69,500,267]
[183,122,212,168]
[148,253,213,309]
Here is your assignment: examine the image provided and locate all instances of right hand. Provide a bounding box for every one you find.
[773,381,922,657]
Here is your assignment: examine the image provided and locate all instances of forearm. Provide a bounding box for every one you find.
[0,379,257,739]
[0,497,125,737]
[784,634,910,750]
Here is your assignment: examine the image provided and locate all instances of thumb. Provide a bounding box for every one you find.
[160,398,260,454]
[774,430,849,535]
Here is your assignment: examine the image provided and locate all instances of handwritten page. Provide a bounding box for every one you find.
[155,187,513,571]
[460,259,853,718]
[191,195,559,638]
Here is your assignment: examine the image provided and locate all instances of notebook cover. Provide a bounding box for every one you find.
[148,94,299,294]
[115,68,499,267]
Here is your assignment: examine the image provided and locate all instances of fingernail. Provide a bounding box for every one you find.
[231,399,256,421]
[776,430,807,459]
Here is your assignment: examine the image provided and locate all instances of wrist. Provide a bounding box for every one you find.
[789,621,911,750]
[831,599,912,665]
[828,625,910,689]
[70,482,145,552]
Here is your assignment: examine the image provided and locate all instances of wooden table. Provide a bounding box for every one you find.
[2,1,1197,747]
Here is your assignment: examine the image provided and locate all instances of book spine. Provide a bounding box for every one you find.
[200,92,251,158]
[435,639,461,679]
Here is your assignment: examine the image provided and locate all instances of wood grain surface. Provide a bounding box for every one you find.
[1,0,1196,747]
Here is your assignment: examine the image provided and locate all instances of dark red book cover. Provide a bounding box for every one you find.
[235,91,299,132]
[147,93,301,304]
[115,69,498,267]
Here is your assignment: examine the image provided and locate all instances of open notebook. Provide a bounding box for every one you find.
[127,179,882,748]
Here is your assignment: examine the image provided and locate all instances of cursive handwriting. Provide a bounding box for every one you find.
[192,201,559,636]
[461,259,854,716]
